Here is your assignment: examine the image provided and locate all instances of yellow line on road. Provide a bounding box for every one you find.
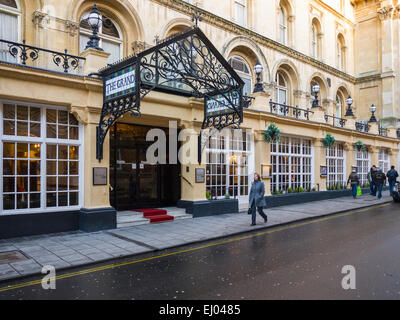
[0,202,391,293]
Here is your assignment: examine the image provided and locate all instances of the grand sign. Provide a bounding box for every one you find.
[205,90,240,116]
[104,66,135,102]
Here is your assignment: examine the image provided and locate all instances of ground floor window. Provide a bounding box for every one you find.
[379,148,390,174]
[270,136,313,194]
[326,144,346,189]
[1,101,82,213]
[356,150,370,187]
[206,129,253,199]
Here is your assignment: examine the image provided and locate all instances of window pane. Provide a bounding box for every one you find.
[69,114,78,125]
[47,145,57,159]
[30,177,40,192]
[3,142,15,158]
[47,193,57,207]
[69,126,79,140]
[30,107,41,121]
[16,143,28,158]
[30,193,41,208]
[17,121,28,136]
[59,192,68,206]
[30,160,40,175]
[30,144,40,158]
[47,177,57,191]
[58,145,68,159]
[69,146,79,160]
[47,161,57,175]
[58,125,68,139]
[3,160,15,175]
[3,104,15,119]
[58,161,68,175]
[17,105,28,120]
[46,109,57,123]
[47,124,57,138]
[3,120,15,135]
[58,110,68,124]
[30,123,41,137]
[3,194,15,210]
[3,177,14,192]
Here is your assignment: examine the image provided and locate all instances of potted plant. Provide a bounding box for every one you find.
[264,123,281,143]
[322,134,336,148]
[353,140,367,152]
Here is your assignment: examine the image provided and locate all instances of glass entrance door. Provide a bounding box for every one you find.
[110,123,180,211]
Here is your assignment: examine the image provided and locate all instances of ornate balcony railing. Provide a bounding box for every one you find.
[379,126,388,137]
[269,100,314,121]
[355,121,370,133]
[324,114,346,128]
[0,39,85,74]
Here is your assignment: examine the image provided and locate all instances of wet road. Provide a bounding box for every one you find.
[1,202,400,300]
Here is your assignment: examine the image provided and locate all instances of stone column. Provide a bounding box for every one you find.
[389,148,399,168]
[81,48,110,75]
[249,91,271,112]
[313,138,327,192]
[369,146,380,167]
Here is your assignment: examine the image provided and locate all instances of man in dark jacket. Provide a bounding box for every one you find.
[387,166,399,196]
[373,168,386,200]
[368,165,377,196]
[347,169,360,199]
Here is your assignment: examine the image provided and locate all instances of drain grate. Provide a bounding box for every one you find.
[0,251,29,264]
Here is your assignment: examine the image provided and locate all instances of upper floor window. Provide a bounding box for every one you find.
[276,72,288,105]
[0,0,19,63]
[79,13,123,64]
[228,55,252,96]
[234,0,247,27]
[337,34,346,71]
[279,6,287,45]
[311,19,322,59]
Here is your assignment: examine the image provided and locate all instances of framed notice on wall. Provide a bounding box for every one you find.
[195,168,206,183]
[320,166,327,177]
[93,167,107,186]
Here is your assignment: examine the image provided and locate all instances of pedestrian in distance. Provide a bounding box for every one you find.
[386,166,399,196]
[373,168,386,200]
[368,165,377,196]
[249,173,268,226]
[347,168,360,199]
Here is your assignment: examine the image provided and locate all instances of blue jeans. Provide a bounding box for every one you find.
[376,184,383,199]
[389,181,396,196]
[370,181,376,196]
[351,184,358,198]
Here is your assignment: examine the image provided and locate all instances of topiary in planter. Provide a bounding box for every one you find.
[264,123,281,143]
[353,140,367,152]
[322,134,336,148]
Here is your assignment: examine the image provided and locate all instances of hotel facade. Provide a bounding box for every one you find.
[0,0,399,238]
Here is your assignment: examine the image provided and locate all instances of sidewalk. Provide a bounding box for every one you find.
[0,193,393,282]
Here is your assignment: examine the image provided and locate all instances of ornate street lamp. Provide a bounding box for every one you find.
[345,95,354,117]
[369,104,378,123]
[311,83,320,108]
[253,61,264,93]
[85,3,103,51]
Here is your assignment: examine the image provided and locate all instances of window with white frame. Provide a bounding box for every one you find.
[1,102,82,213]
[206,129,253,199]
[326,144,346,188]
[276,71,288,106]
[229,56,253,96]
[279,6,287,45]
[379,148,390,175]
[356,150,370,186]
[79,13,123,64]
[271,136,313,193]
[234,0,247,27]
[0,0,19,63]
[311,23,318,58]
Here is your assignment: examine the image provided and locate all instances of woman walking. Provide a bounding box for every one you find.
[347,168,360,199]
[249,173,268,226]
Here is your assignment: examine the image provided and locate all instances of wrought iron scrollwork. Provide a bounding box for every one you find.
[96,28,244,160]
[8,40,39,65]
[53,49,80,73]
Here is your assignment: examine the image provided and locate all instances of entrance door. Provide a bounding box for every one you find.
[110,123,180,211]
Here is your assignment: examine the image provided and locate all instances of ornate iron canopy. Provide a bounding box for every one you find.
[96,27,244,160]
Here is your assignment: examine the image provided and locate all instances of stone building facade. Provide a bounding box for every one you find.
[0,0,399,238]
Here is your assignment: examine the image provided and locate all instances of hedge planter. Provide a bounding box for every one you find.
[178,199,239,218]
[264,187,385,209]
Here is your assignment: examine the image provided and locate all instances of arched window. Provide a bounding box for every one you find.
[228,56,252,96]
[276,72,288,105]
[279,6,287,45]
[0,0,20,62]
[311,19,322,59]
[336,94,343,118]
[337,34,345,70]
[79,12,123,64]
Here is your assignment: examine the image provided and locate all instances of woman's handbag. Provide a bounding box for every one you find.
[248,207,252,215]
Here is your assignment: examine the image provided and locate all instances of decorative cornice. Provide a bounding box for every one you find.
[152,0,357,84]
[65,20,80,37]
[377,5,394,20]
[32,10,49,28]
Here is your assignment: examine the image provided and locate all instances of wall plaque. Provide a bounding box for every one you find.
[195,168,206,183]
[93,167,107,186]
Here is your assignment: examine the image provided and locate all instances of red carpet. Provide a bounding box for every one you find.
[131,209,174,224]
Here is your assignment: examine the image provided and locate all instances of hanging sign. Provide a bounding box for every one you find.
[104,65,136,102]
[205,90,240,116]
